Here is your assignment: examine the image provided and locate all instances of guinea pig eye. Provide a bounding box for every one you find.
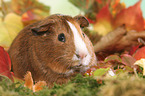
[82,33,85,38]
[58,33,66,42]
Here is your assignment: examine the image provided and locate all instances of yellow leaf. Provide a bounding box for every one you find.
[0,13,23,49]
[134,58,145,75]
[93,20,113,36]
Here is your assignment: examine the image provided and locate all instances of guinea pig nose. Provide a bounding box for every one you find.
[76,53,87,59]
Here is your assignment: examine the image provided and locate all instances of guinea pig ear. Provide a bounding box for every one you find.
[31,20,55,36]
[74,15,89,28]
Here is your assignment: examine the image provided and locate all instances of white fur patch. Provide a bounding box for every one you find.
[67,21,91,66]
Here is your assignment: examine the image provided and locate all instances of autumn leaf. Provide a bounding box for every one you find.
[33,81,47,92]
[144,19,145,29]
[22,9,50,26]
[134,58,145,75]
[94,26,145,53]
[93,4,113,36]
[129,45,140,55]
[111,0,126,16]
[0,13,23,50]
[24,71,47,92]
[0,46,13,81]
[114,0,144,32]
[133,46,145,60]
[104,55,122,63]
[24,71,33,90]
[11,0,50,15]
[121,54,136,67]
[69,0,94,12]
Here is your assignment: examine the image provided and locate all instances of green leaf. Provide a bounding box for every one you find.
[104,55,122,62]
[93,68,110,77]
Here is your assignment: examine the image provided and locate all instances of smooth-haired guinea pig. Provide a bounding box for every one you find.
[8,14,97,87]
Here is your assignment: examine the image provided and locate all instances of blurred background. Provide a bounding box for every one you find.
[0,0,145,50]
[2,0,145,17]
[40,0,145,17]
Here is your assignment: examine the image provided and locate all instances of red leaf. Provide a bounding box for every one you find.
[87,18,96,24]
[114,0,144,31]
[96,0,102,4]
[129,45,140,55]
[96,4,113,23]
[0,46,13,81]
[22,10,35,22]
[144,19,145,29]
[121,54,136,67]
[112,0,120,9]
[133,46,145,60]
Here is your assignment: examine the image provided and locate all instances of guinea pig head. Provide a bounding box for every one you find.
[30,15,97,76]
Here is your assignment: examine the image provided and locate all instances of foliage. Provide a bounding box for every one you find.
[0,0,50,49]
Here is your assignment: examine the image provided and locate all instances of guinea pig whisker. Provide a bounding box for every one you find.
[51,54,67,64]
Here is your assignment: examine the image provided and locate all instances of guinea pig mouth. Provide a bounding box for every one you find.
[70,64,83,69]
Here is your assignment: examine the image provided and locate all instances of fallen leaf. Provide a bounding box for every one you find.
[94,4,113,35]
[93,68,110,77]
[114,0,144,32]
[33,81,47,92]
[24,71,33,90]
[0,46,13,81]
[134,58,145,75]
[133,46,145,60]
[24,71,47,92]
[11,0,50,15]
[94,26,126,53]
[69,0,94,12]
[22,9,50,26]
[129,45,140,55]
[0,13,23,49]
[121,54,136,67]
[104,55,122,63]
[94,26,145,53]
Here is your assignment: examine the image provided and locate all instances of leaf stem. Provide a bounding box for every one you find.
[138,38,145,46]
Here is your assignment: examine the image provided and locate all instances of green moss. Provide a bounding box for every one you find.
[0,74,101,96]
[1,73,145,96]
[37,74,101,96]
[98,74,145,96]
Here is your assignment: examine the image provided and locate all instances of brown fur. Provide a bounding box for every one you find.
[8,14,97,87]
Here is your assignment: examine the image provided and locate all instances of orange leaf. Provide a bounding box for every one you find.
[96,4,113,23]
[22,10,35,22]
[112,0,120,9]
[114,0,144,32]
[24,71,33,90]
[93,4,113,36]
[96,0,102,4]
[144,19,145,29]
[133,46,145,60]
[33,81,47,92]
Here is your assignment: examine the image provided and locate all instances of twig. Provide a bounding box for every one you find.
[138,38,145,46]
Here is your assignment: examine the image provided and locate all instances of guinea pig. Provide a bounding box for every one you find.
[8,14,97,87]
